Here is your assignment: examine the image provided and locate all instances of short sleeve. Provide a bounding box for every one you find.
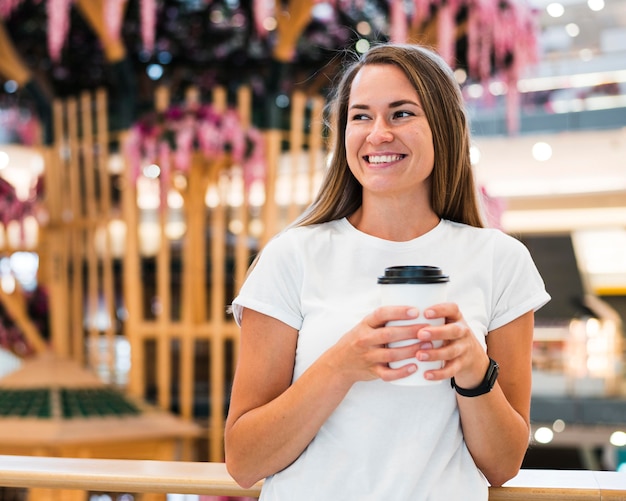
[230,231,304,330]
[489,234,551,331]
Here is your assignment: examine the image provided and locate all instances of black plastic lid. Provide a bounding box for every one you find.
[377,265,449,284]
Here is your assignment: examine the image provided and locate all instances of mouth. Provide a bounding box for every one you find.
[365,154,406,165]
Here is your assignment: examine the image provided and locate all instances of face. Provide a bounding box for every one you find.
[345,63,435,203]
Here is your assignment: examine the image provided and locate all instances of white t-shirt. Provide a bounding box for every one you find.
[232,218,550,501]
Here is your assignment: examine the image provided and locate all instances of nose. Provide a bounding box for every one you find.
[367,118,393,144]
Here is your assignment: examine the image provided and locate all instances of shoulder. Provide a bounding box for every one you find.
[268,220,339,245]
[259,220,341,259]
[441,220,529,255]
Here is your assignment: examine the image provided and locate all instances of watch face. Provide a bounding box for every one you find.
[487,359,499,387]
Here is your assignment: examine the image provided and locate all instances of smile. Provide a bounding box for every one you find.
[365,154,406,164]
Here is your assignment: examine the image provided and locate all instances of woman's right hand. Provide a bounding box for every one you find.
[323,305,430,385]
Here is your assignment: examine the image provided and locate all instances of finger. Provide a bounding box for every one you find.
[369,305,420,328]
[417,320,466,344]
[378,362,417,382]
[423,302,462,323]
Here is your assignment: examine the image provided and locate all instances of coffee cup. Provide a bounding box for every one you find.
[378,265,449,386]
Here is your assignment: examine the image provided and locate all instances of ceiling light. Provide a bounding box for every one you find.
[587,0,604,11]
[532,142,552,161]
[534,427,554,444]
[610,431,626,447]
[546,3,565,17]
[565,23,580,37]
[553,419,566,433]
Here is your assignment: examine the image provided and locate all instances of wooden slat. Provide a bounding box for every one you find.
[157,186,172,412]
[261,129,282,245]
[209,183,227,461]
[120,129,144,398]
[288,91,306,223]
[81,91,100,370]
[95,88,117,378]
[66,98,85,364]
[47,100,71,357]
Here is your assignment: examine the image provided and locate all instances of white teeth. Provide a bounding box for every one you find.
[367,154,403,164]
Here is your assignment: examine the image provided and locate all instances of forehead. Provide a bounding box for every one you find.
[349,63,419,103]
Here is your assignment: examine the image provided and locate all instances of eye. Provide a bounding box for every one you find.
[349,112,370,121]
[393,110,414,119]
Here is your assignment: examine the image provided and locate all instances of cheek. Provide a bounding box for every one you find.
[344,129,356,157]
[345,127,364,155]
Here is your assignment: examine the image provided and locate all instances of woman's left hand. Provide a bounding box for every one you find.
[415,302,490,388]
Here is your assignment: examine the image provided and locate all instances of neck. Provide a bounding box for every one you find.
[348,203,440,241]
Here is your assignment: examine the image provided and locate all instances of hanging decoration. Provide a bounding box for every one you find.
[104,0,127,45]
[46,0,72,62]
[124,103,266,205]
[0,178,37,227]
[0,0,154,60]
[0,0,539,133]
[0,107,40,146]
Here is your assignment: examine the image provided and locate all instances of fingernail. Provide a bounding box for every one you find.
[407,308,419,317]
[420,330,431,340]
[424,309,435,318]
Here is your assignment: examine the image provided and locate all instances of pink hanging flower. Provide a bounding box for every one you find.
[47,0,73,62]
[253,0,273,38]
[389,0,408,43]
[0,0,21,18]
[410,0,431,32]
[140,0,156,54]
[105,0,127,44]
[437,0,456,65]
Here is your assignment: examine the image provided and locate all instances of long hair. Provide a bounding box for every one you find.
[296,43,484,228]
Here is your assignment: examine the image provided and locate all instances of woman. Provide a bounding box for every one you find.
[225,43,550,500]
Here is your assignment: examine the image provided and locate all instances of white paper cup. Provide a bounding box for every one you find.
[378,266,449,386]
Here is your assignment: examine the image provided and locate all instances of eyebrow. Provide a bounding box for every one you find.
[349,99,421,110]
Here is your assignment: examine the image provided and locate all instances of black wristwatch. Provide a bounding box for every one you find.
[451,358,499,397]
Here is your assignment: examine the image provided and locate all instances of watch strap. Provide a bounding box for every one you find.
[451,357,499,397]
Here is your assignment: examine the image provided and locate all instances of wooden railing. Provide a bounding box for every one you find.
[1,455,626,500]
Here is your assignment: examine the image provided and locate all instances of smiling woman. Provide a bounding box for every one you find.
[224,43,550,500]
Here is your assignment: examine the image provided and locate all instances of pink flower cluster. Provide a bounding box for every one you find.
[124,103,266,205]
[0,177,37,227]
[0,107,41,146]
